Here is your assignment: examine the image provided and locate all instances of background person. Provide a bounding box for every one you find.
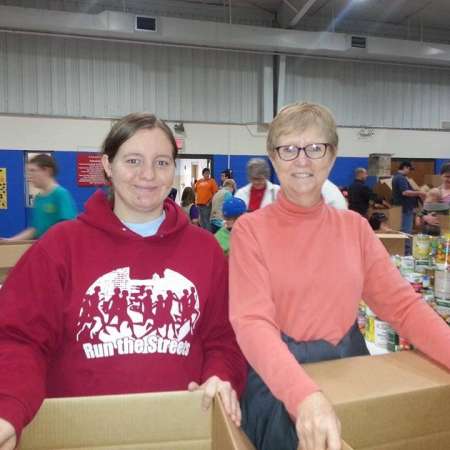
[180,186,200,226]
[348,168,377,217]
[368,211,393,233]
[229,102,450,450]
[321,179,347,210]
[194,168,218,230]
[2,154,77,241]
[392,161,426,253]
[220,168,234,187]
[210,179,236,233]
[0,113,246,449]
[235,158,280,212]
[215,196,247,256]
[417,162,450,235]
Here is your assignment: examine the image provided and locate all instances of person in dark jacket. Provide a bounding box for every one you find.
[348,168,376,217]
[348,168,388,218]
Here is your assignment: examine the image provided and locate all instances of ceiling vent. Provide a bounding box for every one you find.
[135,15,157,32]
[351,36,367,49]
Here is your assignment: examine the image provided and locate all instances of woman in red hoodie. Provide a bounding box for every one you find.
[0,113,246,449]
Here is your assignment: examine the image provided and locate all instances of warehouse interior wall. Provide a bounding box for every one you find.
[0,115,449,159]
[1,27,449,238]
[0,114,448,237]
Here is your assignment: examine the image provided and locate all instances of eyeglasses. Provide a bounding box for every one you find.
[274,143,330,161]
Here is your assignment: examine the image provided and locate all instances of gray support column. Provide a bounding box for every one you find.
[276,54,286,114]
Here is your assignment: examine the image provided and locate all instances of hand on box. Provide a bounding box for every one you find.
[296,391,341,450]
[188,376,241,427]
[0,418,16,450]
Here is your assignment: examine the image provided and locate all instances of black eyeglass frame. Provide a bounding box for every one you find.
[274,143,331,161]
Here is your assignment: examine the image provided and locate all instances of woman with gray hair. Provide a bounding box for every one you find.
[230,102,450,450]
[235,158,280,212]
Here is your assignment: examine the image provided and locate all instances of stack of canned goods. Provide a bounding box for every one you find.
[393,233,450,325]
[359,233,450,352]
[360,304,411,352]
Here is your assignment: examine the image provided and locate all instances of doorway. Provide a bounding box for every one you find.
[174,155,213,203]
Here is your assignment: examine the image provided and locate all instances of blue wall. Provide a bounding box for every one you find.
[1,149,447,238]
[436,159,449,174]
[0,150,26,237]
[0,150,99,237]
[214,154,369,189]
[53,152,98,213]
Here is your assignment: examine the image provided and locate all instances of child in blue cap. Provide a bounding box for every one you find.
[215,197,247,255]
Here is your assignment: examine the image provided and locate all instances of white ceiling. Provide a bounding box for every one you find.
[171,0,450,43]
[1,0,450,43]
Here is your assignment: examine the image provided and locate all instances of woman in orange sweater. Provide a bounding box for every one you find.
[229,102,450,450]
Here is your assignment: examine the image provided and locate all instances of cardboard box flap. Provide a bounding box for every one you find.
[303,352,450,449]
[0,241,33,269]
[303,352,450,405]
[212,395,254,450]
[20,391,211,450]
[358,429,450,450]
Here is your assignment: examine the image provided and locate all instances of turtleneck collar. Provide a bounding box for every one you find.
[274,189,326,219]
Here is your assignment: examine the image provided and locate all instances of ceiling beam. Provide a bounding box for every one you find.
[289,0,319,28]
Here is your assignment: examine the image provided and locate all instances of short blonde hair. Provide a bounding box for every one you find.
[223,178,236,192]
[267,102,338,156]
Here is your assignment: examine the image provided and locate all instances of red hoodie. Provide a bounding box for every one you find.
[0,190,246,437]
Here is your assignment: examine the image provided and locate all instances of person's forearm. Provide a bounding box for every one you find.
[402,190,423,198]
[7,228,36,241]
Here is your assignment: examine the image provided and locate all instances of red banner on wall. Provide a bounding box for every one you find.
[77,154,107,187]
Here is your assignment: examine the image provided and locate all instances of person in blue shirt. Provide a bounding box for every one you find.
[5,154,77,240]
[391,161,426,254]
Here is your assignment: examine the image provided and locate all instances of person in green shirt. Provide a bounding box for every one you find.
[214,196,247,256]
[5,154,77,240]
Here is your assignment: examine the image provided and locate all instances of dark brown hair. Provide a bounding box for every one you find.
[102,113,178,163]
[181,187,196,207]
[28,153,58,177]
[440,162,450,175]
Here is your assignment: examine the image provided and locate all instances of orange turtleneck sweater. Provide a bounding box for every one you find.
[229,190,450,418]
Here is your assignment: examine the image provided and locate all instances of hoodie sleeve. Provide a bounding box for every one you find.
[199,244,247,396]
[0,241,65,438]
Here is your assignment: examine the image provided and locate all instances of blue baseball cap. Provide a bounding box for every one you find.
[222,197,247,218]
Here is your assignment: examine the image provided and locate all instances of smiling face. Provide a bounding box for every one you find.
[441,171,450,189]
[270,126,336,208]
[102,128,175,223]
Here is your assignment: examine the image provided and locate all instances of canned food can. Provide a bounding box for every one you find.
[435,270,450,301]
[413,234,431,260]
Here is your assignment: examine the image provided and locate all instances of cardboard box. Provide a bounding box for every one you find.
[367,206,402,231]
[0,240,33,269]
[303,351,450,450]
[0,240,33,283]
[19,391,255,450]
[376,232,408,255]
[440,214,450,234]
[372,178,393,202]
[19,354,450,450]
[424,174,442,188]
